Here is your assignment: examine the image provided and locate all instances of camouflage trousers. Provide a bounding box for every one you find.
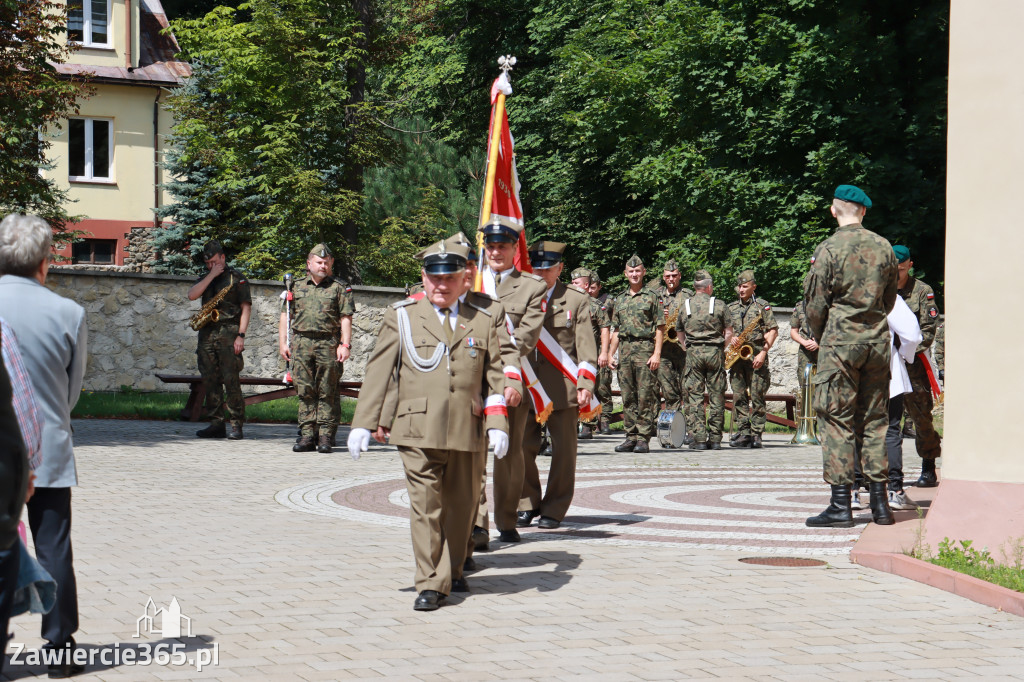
[597,366,614,415]
[618,340,658,440]
[684,345,726,443]
[729,359,770,436]
[197,325,244,427]
[658,345,691,432]
[292,333,342,437]
[904,358,942,460]
[813,343,890,485]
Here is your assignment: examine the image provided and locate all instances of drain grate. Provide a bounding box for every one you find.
[739,557,827,567]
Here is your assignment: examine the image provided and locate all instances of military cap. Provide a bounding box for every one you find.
[893,245,911,263]
[834,184,872,208]
[480,215,523,244]
[308,243,333,259]
[202,240,224,259]
[417,237,469,275]
[694,269,712,283]
[570,267,593,280]
[590,271,602,284]
[663,259,680,272]
[625,254,644,268]
[528,241,566,269]
[444,232,478,262]
[736,269,756,286]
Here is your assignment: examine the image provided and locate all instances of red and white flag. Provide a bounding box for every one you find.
[486,73,531,273]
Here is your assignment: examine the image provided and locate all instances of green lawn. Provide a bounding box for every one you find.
[72,390,356,424]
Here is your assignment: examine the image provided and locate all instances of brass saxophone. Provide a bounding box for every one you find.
[724,310,762,370]
[189,275,235,331]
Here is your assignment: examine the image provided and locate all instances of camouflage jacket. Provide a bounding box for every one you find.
[596,291,615,323]
[726,297,778,350]
[932,323,944,370]
[898,275,939,354]
[676,292,728,345]
[196,266,251,331]
[804,223,898,346]
[612,287,662,339]
[286,275,355,335]
[588,295,610,342]
[789,301,818,362]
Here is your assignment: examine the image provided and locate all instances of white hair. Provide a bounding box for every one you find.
[0,214,52,277]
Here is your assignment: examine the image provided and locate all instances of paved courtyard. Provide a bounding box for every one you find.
[4,419,1023,681]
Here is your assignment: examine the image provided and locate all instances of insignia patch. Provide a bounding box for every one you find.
[345,286,353,292]
[810,256,815,264]
[541,300,548,313]
[926,293,934,299]
[764,305,771,311]
[928,308,938,318]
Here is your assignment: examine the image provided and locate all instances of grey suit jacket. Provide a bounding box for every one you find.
[0,275,87,488]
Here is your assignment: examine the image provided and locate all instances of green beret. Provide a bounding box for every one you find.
[570,267,593,280]
[202,240,224,259]
[308,243,333,259]
[736,269,756,286]
[626,254,644,268]
[893,245,911,263]
[694,269,712,282]
[834,184,872,208]
[663,259,679,272]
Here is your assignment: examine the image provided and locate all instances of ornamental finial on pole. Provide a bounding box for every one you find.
[498,55,517,75]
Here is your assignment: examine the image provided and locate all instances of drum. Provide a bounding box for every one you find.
[657,409,687,448]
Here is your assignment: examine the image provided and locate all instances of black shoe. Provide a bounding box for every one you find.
[730,435,753,448]
[227,424,243,440]
[806,484,854,528]
[902,424,916,439]
[498,529,521,542]
[517,510,538,528]
[463,557,478,572]
[537,516,560,529]
[911,458,939,487]
[196,423,226,439]
[317,434,332,453]
[730,432,742,442]
[633,440,649,453]
[44,639,84,679]
[751,434,762,448]
[868,481,895,525]
[708,441,722,450]
[599,418,611,435]
[451,577,470,593]
[614,438,636,452]
[472,526,490,551]
[579,424,594,439]
[413,590,446,611]
[682,434,695,446]
[293,436,316,452]
[689,441,708,450]
[540,444,553,457]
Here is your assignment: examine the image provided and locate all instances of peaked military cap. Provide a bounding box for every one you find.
[736,269,756,286]
[694,269,712,283]
[418,237,468,275]
[834,184,872,208]
[893,245,911,263]
[663,259,680,272]
[570,267,593,280]
[480,215,523,244]
[308,243,333,259]
[528,241,566,269]
[444,232,478,262]
[202,239,224,259]
[626,254,644,268]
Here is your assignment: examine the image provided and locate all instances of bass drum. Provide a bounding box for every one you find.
[657,409,687,449]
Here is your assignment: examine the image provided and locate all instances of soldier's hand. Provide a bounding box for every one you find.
[233,336,245,355]
[504,386,522,407]
[752,350,767,369]
[598,352,609,368]
[610,357,619,370]
[373,426,390,443]
[578,388,592,407]
[280,345,291,361]
[209,261,225,278]
[488,429,509,459]
[337,344,350,363]
[347,427,371,460]
[805,339,819,352]
[647,355,660,371]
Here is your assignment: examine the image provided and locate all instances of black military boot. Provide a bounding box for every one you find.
[806,485,854,528]
[293,436,316,452]
[912,458,939,487]
[579,423,594,439]
[614,438,636,452]
[730,434,753,448]
[196,423,226,439]
[633,439,649,453]
[599,417,611,435]
[682,433,694,446]
[868,481,895,525]
[751,433,763,449]
[227,423,243,440]
[317,434,332,453]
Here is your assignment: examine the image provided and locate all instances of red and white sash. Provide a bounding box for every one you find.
[536,327,602,420]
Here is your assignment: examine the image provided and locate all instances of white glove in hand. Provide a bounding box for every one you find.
[488,429,509,459]
[347,428,371,461]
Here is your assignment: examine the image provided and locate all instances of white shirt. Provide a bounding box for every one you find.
[432,296,465,332]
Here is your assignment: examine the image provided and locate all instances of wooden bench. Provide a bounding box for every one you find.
[155,373,361,421]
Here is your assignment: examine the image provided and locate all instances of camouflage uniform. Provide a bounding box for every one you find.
[612,287,662,442]
[196,267,251,428]
[726,296,778,437]
[582,296,611,426]
[595,291,615,416]
[898,275,942,460]
[789,301,819,407]
[652,283,695,419]
[932,322,944,374]
[286,275,355,437]
[804,223,898,485]
[678,291,728,444]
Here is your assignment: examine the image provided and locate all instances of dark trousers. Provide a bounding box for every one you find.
[0,542,19,676]
[855,393,905,491]
[27,487,78,645]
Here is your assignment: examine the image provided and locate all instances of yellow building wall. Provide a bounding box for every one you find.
[60,0,139,69]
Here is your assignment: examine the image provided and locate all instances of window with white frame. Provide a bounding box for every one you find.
[68,0,111,47]
[68,118,113,182]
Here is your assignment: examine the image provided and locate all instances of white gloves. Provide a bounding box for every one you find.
[488,429,509,459]
[347,428,371,461]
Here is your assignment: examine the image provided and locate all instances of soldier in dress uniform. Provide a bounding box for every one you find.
[676,270,732,449]
[651,260,695,445]
[608,254,664,453]
[893,245,943,487]
[726,270,779,449]
[188,240,252,440]
[588,273,615,433]
[570,267,610,439]
[805,185,899,528]
[789,301,819,408]
[517,246,597,529]
[279,244,354,453]
[347,239,509,611]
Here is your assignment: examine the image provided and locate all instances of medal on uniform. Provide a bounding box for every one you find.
[566,309,572,328]
[467,337,478,358]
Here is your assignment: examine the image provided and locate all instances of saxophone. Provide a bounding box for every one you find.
[189,275,235,331]
[664,307,681,344]
[724,310,762,370]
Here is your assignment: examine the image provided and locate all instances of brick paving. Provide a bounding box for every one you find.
[4,419,1024,681]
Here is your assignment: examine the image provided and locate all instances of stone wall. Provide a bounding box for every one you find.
[123,226,162,272]
[45,269,405,393]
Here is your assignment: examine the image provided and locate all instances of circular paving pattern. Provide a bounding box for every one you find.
[275,466,863,555]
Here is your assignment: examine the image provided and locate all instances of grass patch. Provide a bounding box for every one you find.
[73,388,356,424]
[911,536,1024,594]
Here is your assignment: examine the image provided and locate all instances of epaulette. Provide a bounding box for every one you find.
[392,298,417,309]
[465,300,493,317]
[567,284,588,295]
[523,272,544,282]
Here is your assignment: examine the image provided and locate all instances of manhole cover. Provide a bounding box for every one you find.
[739,557,827,567]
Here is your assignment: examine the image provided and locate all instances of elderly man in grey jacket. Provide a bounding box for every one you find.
[0,214,87,678]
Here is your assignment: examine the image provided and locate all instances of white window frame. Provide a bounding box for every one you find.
[68,0,113,49]
[68,117,115,183]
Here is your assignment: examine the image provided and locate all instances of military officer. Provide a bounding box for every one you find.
[893,245,943,487]
[608,254,664,453]
[570,267,610,439]
[589,272,615,433]
[805,185,898,528]
[478,216,548,543]
[676,270,732,449]
[726,270,779,449]
[789,301,819,408]
[279,244,354,453]
[651,260,695,445]
[518,246,597,529]
[187,240,252,440]
[347,239,509,611]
